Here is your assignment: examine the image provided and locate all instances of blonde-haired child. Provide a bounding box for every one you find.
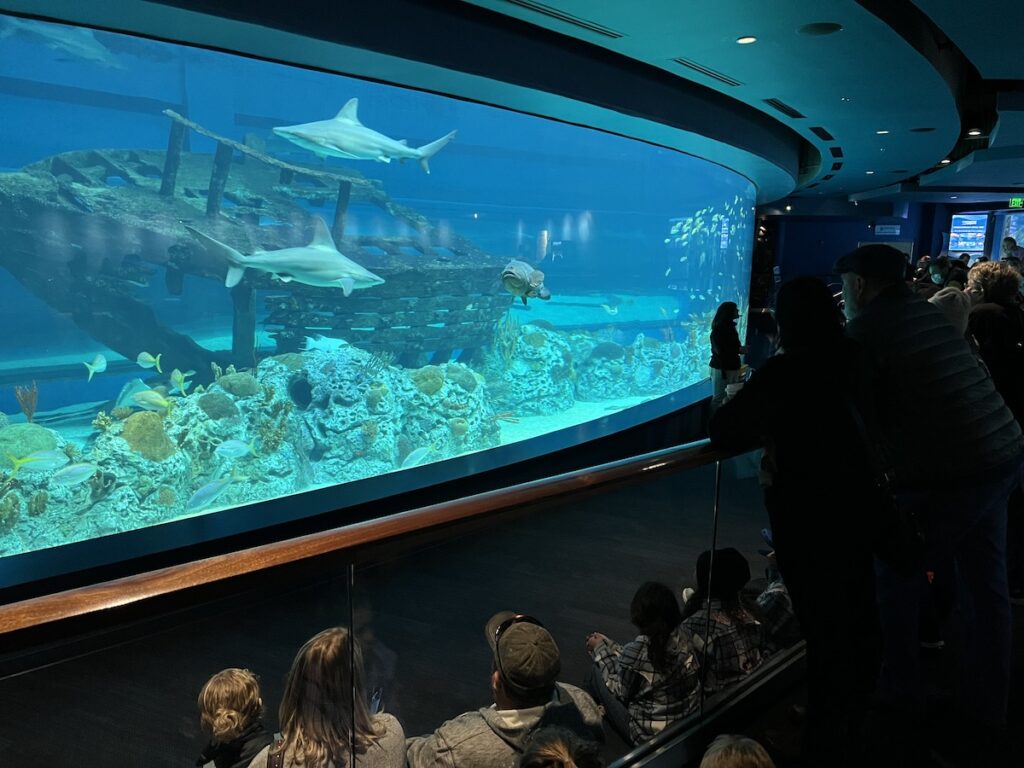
[196,668,274,768]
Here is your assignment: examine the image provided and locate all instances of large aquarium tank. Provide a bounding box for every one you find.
[0,15,754,570]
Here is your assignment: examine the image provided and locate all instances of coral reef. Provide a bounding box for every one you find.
[217,372,259,398]
[0,423,58,459]
[14,381,38,422]
[92,410,114,432]
[198,392,239,421]
[112,406,135,421]
[122,411,176,461]
[0,492,19,533]
[411,365,445,396]
[486,324,575,415]
[27,490,47,517]
[156,486,176,507]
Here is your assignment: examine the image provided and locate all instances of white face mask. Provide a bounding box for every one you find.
[931,273,944,285]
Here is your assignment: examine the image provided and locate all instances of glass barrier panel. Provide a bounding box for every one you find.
[351,461,719,763]
[0,13,754,577]
[696,450,802,715]
[0,561,355,766]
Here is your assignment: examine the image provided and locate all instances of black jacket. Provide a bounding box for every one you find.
[197,721,275,768]
[709,322,741,370]
[709,337,879,544]
[846,284,1022,489]
[969,301,1024,426]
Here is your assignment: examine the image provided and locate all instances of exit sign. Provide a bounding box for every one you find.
[1010,197,1024,209]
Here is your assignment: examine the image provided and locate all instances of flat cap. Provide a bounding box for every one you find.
[834,244,907,281]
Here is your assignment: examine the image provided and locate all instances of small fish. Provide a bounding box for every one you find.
[400,446,434,469]
[664,268,672,277]
[169,368,195,395]
[83,353,107,382]
[187,475,233,512]
[7,449,70,477]
[663,238,671,244]
[132,389,175,413]
[136,351,162,373]
[599,304,619,316]
[51,462,98,486]
[215,439,256,460]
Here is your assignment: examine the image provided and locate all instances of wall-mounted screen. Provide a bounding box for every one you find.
[0,14,755,570]
[949,213,989,254]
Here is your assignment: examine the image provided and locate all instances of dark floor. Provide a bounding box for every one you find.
[0,453,770,766]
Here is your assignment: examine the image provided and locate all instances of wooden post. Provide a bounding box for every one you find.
[159,120,186,197]
[231,282,256,367]
[332,180,352,242]
[279,168,294,185]
[206,142,234,217]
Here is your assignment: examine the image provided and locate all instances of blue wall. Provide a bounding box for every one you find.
[772,204,929,284]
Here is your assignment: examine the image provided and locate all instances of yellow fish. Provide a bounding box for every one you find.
[170,368,195,396]
[132,389,175,413]
[136,351,162,373]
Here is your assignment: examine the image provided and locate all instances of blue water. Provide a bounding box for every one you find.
[0,15,754,559]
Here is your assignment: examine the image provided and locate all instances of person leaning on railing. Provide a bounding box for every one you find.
[708,276,882,768]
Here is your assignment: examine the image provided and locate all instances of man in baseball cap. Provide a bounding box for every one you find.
[406,612,603,768]
[835,243,1023,763]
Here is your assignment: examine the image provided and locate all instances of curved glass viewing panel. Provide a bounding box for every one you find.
[0,15,754,562]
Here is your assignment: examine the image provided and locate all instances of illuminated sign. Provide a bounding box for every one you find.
[1010,197,1024,209]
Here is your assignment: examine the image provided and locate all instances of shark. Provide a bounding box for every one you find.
[0,18,123,69]
[273,98,456,174]
[185,217,384,297]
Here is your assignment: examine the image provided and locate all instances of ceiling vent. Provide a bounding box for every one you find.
[671,57,743,87]
[503,0,624,38]
[821,174,835,181]
[830,147,844,158]
[810,126,835,141]
[831,162,843,171]
[763,98,805,119]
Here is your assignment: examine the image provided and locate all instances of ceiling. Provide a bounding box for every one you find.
[463,0,961,199]
[464,0,1024,207]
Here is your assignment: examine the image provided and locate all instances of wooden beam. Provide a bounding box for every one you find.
[206,142,234,217]
[159,120,186,197]
[231,282,256,368]
[332,180,352,243]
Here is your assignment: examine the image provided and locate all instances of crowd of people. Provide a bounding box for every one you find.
[709,240,1024,767]
[195,605,785,768]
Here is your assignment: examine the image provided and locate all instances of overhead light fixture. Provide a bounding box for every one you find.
[967,129,982,137]
[876,130,890,135]
[785,204,792,211]
[941,159,952,164]
[866,170,875,175]
[840,96,851,102]
[736,35,757,44]
[950,195,959,199]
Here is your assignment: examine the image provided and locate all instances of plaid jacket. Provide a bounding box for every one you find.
[755,576,801,650]
[681,599,766,693]
[592,626,701,743]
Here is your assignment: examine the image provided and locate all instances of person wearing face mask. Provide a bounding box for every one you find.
[837,244,1023,767]
[913,256,950,299]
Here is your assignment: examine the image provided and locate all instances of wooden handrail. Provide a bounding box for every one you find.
[0,440,735,635]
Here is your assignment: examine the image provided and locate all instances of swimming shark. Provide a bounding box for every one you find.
[185,217,384,296]
[0,17,123,69]
[273,98,456,174]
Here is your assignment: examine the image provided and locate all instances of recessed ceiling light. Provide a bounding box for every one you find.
[876,130,890,135]
[785,205,792,211]
[941,159,952,164]
[736,36,757,44]
[950,195,959,199]
[840,96,851,102]
[798,22,844,36]
[866,170,875,175]
[967,129,982,137]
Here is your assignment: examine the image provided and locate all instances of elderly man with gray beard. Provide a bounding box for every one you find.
[836,244,1023,767]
